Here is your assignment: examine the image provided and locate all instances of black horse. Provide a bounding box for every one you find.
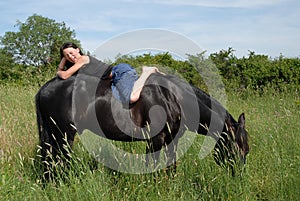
[35,57,249,178]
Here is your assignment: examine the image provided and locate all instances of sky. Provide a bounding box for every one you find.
[0,0,299,59]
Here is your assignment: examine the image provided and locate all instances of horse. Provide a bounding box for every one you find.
[35,57,249,179]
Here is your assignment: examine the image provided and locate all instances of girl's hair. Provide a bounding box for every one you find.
[60,42,84,68]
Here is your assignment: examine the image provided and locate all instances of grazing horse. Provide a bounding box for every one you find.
[35,58,249,179]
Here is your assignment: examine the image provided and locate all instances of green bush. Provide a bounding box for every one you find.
[114,53,206,89]
[1,49,299,92]
[0,63,55,86]
[210,49,300,91]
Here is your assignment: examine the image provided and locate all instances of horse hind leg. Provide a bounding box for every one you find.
[40,120,77,181]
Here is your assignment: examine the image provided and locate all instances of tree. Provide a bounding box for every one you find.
[0,48,17,82]
[0,14,80,67]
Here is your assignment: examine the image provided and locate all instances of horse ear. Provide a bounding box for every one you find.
[238,113,245,128]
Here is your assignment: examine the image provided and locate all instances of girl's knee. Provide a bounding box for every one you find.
[130,93,140,103]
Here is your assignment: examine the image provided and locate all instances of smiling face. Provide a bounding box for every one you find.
[63,47,81,63]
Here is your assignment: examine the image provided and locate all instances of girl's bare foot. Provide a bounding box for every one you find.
[142,66,159,74]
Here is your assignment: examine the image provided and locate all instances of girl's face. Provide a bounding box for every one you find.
[63,47,81,63]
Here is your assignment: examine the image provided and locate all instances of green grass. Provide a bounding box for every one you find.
[0,85,299,201]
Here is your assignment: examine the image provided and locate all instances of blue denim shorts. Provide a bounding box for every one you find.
[111,63,138,104]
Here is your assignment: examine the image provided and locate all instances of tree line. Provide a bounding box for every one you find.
[0,14,299,91]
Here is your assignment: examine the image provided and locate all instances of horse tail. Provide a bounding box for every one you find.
[35,89,48,158]
[35,90,43,145]
[35,85,53,173]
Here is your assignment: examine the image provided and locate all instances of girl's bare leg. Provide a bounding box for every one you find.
[130,66,159,103]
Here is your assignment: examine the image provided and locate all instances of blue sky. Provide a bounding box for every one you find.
[0,0,299,58]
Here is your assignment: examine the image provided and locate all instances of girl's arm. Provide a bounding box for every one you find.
[57,57,67,71]
[57,56,90,79]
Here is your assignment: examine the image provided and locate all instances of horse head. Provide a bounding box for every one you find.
[233,113,249,163]
[213,113,249,173]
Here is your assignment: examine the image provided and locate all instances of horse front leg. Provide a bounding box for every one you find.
[145,133,166,171]
[164,133,180,175]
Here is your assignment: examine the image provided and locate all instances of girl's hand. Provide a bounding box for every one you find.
[58,57,67,71]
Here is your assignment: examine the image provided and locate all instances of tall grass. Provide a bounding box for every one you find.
[0,85,299,200]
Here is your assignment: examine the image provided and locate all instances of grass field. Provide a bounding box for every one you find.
[0,84,299,201]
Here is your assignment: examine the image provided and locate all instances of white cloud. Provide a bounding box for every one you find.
[123,0,289,8]
[93,29,204,61]
[0,0,299,58]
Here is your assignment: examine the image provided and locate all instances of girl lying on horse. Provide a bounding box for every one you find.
[56,42,159,104]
